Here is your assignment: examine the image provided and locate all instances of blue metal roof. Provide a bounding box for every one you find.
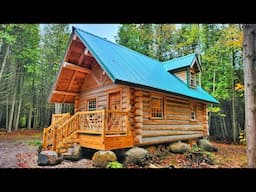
[163,53,197,71]
[74,27,218,104]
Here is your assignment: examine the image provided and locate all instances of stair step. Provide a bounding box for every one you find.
[59,148,67,153]
[62,152,72,156]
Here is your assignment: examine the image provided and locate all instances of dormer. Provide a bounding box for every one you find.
[163,53,201,88]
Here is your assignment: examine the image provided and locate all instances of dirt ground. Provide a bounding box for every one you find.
[0,130,247,168]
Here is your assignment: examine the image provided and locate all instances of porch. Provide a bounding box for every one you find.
[42,110,134,152]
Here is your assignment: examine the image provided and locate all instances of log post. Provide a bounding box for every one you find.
[133,90,143,144]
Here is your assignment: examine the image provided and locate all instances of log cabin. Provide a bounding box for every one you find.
[42,27,218,153]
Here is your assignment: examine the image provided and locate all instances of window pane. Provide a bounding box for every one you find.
[151,98,163,118]
[88,99,96,111]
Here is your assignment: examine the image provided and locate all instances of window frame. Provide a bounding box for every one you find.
[87,98,97,111]
[189,71,196,88]
[150,96,164,119]
[190,103,197,121]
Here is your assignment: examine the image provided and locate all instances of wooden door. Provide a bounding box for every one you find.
[108,92,121,132]
[109,92,121,110]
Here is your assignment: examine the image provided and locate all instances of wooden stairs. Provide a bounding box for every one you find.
[42,110,134,153]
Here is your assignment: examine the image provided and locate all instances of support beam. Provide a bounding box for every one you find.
[63,62,92,74]
[63,71,78,103]
[91,74,101,86]
[67,71,78,91]
[53,90,79,96]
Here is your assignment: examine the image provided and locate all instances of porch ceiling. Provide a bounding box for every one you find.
[49,33,96,104]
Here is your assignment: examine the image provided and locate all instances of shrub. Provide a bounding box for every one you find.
[28,139,42,147]
[106,161,123,168]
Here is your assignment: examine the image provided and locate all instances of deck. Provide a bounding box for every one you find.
[42,110,134,152]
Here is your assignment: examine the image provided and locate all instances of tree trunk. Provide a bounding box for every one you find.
[243,24,256,168]
[231,50,237,143]
[8,93,16,132]
[15,97,22,131]
[0,46,10,81]
[6,98,8,130]
[55,103,62,114]
[27,103,33,129]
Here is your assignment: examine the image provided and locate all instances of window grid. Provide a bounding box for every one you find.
[87,98,96,111]
[151,97,163,118]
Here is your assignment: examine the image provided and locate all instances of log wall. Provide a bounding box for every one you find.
[137,89,208,145]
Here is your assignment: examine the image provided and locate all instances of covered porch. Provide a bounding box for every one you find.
[43,109,134,152]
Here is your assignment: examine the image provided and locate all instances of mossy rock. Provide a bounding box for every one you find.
[197,139,218,152]
[92,150,117,168]
[168,141,191,154]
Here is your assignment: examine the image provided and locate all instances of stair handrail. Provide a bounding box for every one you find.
[42,113,70,150]
[54,112,81,150]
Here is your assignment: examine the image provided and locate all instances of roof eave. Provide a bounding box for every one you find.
[114,79,219,104]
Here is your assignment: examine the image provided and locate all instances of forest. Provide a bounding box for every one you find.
[0,24,244,143]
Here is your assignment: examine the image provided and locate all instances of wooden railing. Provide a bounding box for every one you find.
[43,110,130,151]
[51,113,69,125]
[42,113,70,150]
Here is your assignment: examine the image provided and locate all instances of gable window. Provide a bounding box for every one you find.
[87,98,96,111]
[190,72,196,88]
[191,104,197,120]
[151,97,163,118]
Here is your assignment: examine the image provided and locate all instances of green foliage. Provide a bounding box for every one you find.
[208,106,221,113]
[28,139,42,147]
[106,161,123,168]
[19,116,26,128]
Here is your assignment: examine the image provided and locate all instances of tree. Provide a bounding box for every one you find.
[243,24,256,168]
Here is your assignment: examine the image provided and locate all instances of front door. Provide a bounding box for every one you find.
[108,92,121,132]
[109,92,121,110]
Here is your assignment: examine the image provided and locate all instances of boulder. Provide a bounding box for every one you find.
[38,150,62,166]
[63,144,82,161]
[124,147,150,167]
[168,141,191,154]
[197,139,218,152]
[92,151,117,168]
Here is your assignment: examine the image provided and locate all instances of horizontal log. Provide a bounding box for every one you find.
[134,90,143,97]
[53,90,79,96]
[165,97,189,105]
[142,124,204,130]
[134,102,143,109]
[134,135,142,144]
[142,130,202,137]
[134,122,143,129]
[63,62,92,74]
[134,97,142,103]
[135,129,142,135]
[135,109,143,116]
[134,116,143,123]
[140,134,203,145]
[143,120,203,125]
[165,114,190,121]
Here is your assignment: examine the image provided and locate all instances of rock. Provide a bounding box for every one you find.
[37,144,43,154]
[124,147,150,166]
[197,139,218,152]
[168,141,191,153]
[92,151,117,168]
[38,150,62,166]
[63,144,82,161]
[148,163,163,168]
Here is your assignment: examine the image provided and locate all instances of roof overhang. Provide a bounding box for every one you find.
[48,31,94,103]
[115,79,219,104]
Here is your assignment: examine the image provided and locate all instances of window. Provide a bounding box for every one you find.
[190,72,196,88]
[151,97,163,118]
[87,98,96,111]
[191,104,197,120]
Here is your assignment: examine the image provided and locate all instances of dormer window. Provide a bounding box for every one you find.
[190,72,196,88]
